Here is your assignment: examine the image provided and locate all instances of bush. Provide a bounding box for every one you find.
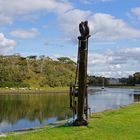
[0,82,30,88]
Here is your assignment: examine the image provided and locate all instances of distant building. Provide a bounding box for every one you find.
[108,78,120,85]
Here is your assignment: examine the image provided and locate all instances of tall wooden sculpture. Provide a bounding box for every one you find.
[70,21,90,126]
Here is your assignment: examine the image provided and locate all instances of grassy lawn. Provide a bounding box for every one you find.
[0,86,139,94]
[0,87,69,94]
[1,103,140,140]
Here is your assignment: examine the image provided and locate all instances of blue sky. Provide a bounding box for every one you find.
[0,0,140,78]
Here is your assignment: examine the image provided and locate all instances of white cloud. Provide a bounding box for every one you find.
[111,64,121,68]
[130,7,140,22]
[89,47,140,66]
[59,9,140,42]
[59,9,92,42]
[10,28,39,38]
[123,47,140,55]
[78,0,112,4]
[88,47,140,77]
[91,71,136,78]
[0,0,73,24]
[43,24,48,29]
[98,0,112,2]
[0,33,16,54]
[89,53,109,65]
[0,14,12,25]
[90,13,140,41]
[1,1,140,43]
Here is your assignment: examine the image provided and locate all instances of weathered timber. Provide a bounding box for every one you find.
[70,21,90,126]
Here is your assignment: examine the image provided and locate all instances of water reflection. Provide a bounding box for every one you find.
[88,88,140,113]
[134,94,140,102]
[0,94,70,132]
[0,88,140,132]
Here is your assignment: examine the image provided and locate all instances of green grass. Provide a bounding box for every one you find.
[1,103,140,140]
[0,87,69,94]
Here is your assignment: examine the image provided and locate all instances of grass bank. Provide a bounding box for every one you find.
[0,87,69,94]
[1,103,140,140]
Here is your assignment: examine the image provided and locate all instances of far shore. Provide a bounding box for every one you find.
[107,85,140,89]
[0,87,69,94]
[0,86,140,94]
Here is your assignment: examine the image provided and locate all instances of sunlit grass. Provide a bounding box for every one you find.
[1,103,140,140]
[0,87,69,94]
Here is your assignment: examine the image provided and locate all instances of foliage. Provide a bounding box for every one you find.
[0,55,76,88]
[88,72,140,86]
[57,57,76,65]
[0,82,29,88]
[120,72,140,86]
[88,76,108,86]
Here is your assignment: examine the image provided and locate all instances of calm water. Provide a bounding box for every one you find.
[0,88,140,132]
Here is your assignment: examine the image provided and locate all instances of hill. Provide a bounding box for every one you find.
[0,55,76,88]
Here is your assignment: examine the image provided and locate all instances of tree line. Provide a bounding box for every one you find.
[119,72,140,86]
[0,54,140,88]
[88,72,140,87]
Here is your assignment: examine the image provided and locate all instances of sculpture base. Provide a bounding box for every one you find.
[73,119,88,126]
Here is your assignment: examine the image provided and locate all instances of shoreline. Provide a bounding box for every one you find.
[0,87,69,94]
[106,86,140,89]
[0,87,102,94]
[0,90,69,95]
[1,102,140,139]
[2,102,136,133]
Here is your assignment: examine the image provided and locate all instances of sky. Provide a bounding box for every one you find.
[0,0,140,78]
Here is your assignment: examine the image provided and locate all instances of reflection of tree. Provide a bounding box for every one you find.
[134,94,140,102]
[0,94,71,124]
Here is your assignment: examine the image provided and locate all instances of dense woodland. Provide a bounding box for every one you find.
[119,72,140,86]
[88,76,109,86]
[0,55,76,88]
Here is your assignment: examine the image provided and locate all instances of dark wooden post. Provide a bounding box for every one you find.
[73,21,90,126]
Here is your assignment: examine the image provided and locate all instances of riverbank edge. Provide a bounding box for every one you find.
[0,87,69,94]
[107,86,140,89]
[1,102,140,139]
[0,87,103,94]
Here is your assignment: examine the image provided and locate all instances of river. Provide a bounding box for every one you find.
[0,87,140,132]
